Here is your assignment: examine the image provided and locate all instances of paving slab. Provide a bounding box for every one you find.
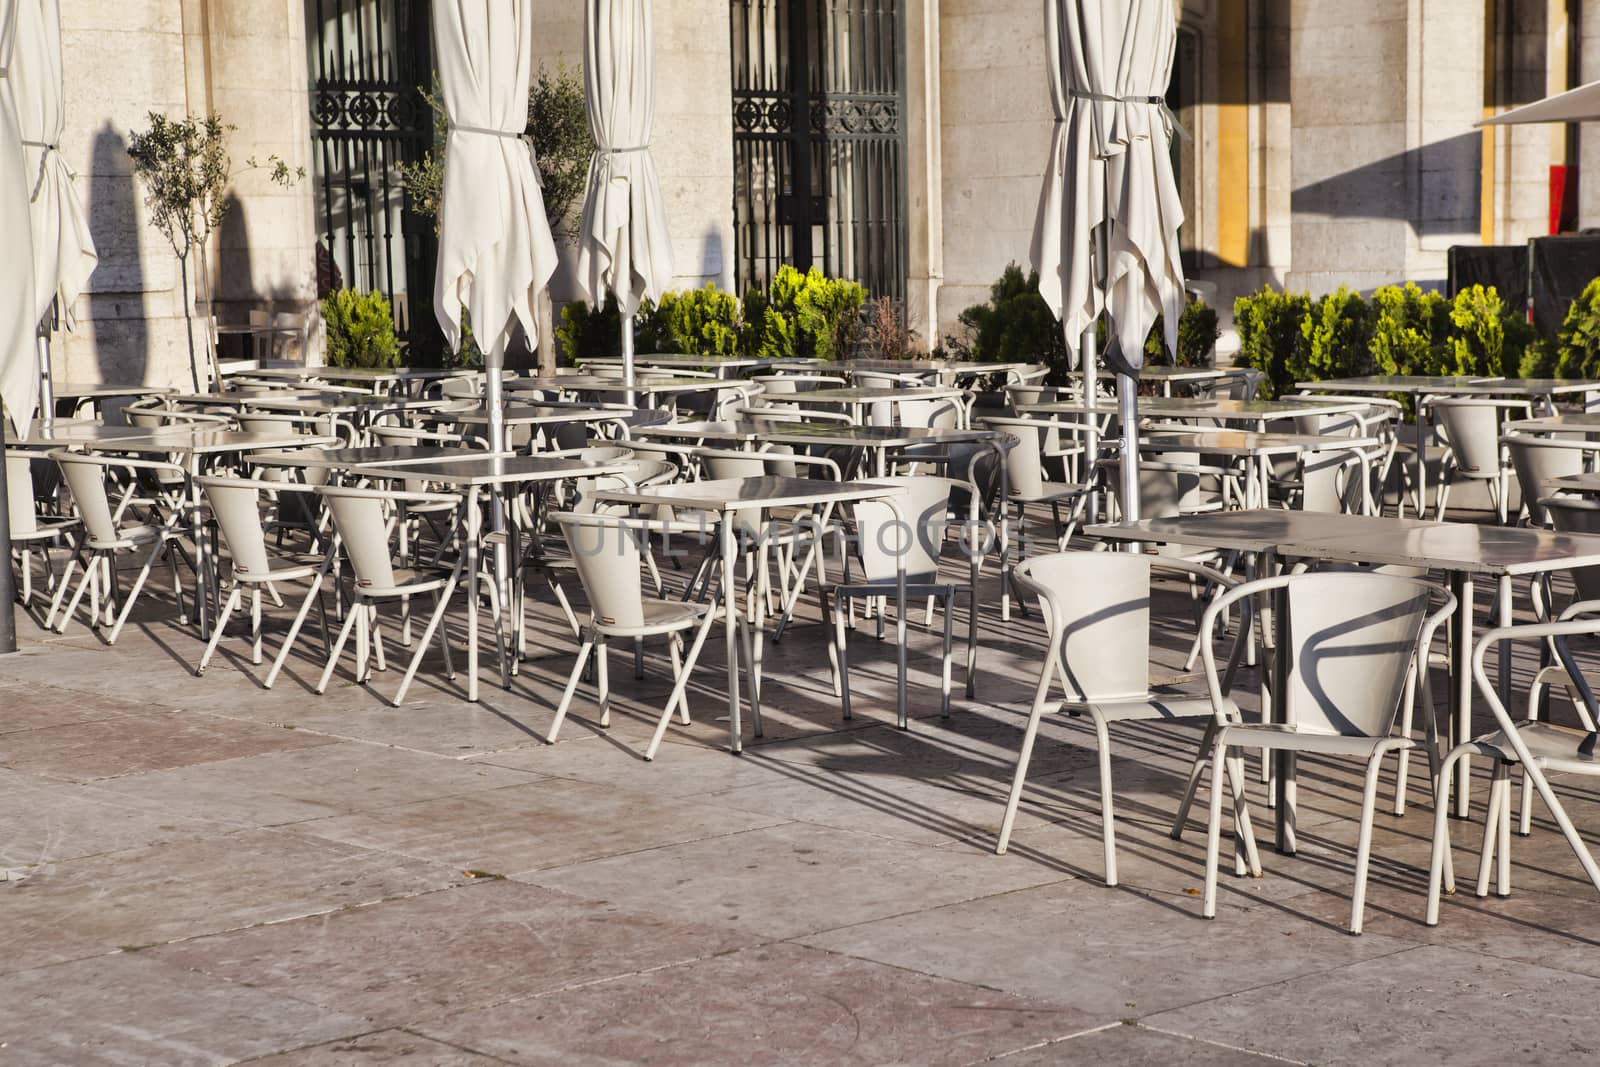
[521,820,1071,940]
[800,877,1414,1019]
[1002,1023,1296,1065]
[150,878,754,1028]
[0,682,147,735]
[0,953,368,1067]
[1144,944,1600,1065]
[0,828,466,973]
[297,777,789,875]
[415,942,1091,1066]
[88,741,540,828]
[0,776,231,870]
[247,1031,512,1065]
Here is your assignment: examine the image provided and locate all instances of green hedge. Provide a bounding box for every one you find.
[1234,282,1552,399]
[322,289,400,369]
[556,266,866,363]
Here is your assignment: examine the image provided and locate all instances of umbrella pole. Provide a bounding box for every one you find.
[0,414,18,654]
[1117,371,1140,528]
[484,353,510,656]
[622,312,636,409]
[1079,326,1101,523]
[37,303,54,429]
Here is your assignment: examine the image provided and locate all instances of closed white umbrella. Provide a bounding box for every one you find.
[574,0,672,404]
[1030,0,1186,521]
[1,0,38,650]
[13,0,95,421]
[432,0,558,456]
[0,0,37,436]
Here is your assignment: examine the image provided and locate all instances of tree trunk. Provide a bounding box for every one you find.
[537,289,557,375]
[193,245,223,390]
[178,254,201,393]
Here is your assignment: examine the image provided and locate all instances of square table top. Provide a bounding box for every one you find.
[103,427,342,455]
[356,454,627,487]
[638,421,1003,449]
[597,475,904,513]
[1089,509,1600,576]
[781,386,966,404]
[1140,430,1376,457]
[242,366,467,383]
[49,382,175,400]
[1548,472,1600,493]
[1299,375,1598,397]
[582,354,775,369]
[1020,396,1371,420]
[248,445,480,470]
[243,395,452,416]
[447,405,632,426]
[9,422,163,448]
[1507,413,1600,434]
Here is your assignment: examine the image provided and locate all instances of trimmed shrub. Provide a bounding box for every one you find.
[646,285,742,357]
[1234,287,1312,399]
[322,289,400,369]
[1554,278,1600,380]
[761,265,867,362]
[1370,282,1450,378]
[1145,301,1221,368]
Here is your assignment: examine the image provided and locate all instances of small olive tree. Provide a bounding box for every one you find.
[127,113,303,391]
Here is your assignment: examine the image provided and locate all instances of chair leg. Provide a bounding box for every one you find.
[1393,660,1418,816]
[316,596,363,694]
[1426,748,1470,924]
[738,614,763,738]
[1350,750,1388,935]
[1202,741,1229,919]
[1497,766,1512,897]
[1476,763,1508,898]
[821,593,842,698]
[250,588,263,665]
[55,553,101,634]
[834,591,852,718]
[1092,714,1118,886]
[393,579,458,707]
[647,615,717,761]
[595,634,611,728]
[547,631,596,744]
[996,653,1057,855]
[1170,719,1222,840]
[196,587,242,676]
[265,572,324,689]
[44,543,84,628]
[939,591,954,719]
[966,572,979,700]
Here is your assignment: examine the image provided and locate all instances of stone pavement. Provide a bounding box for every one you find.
[4,558,1600,1065]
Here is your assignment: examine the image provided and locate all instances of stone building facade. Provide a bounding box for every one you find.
[41,1,1600,389]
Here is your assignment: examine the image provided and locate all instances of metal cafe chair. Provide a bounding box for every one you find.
[996,551,1251,887]
[193,476,330,678]
[1197,571,1455,933]
[6,452,79,608]
[1427,606,1600,926]
[45,450,193,644]
[544,511,722,760]
[312,484,467,707]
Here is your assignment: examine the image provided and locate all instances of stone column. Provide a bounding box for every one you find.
[1581,0,1600,226]
[904,0,943,351]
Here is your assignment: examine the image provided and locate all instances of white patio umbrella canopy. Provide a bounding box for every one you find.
[432,0,557,453]
[1478,79,1600,126]
[0,0,39,436]
[574,0,672,399]
[14,0,94,329]
[1030,0,1186,521]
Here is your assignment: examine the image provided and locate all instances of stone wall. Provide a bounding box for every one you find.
[52,0,318,391]
[936,0,1053,342]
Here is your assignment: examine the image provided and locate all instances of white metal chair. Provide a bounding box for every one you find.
[312,484,466,706]
[1426,606,1600,925]
[545,512,723,760]
[6,452,78,607]
[1428,397,1530,522]
[46,450,192,643]
[822,476,989,723]
[1506,433,1594,527]
[979,416,1091,550]
[1197,571,1455,933]
[995,551,1253,886]
[194,476,330,677]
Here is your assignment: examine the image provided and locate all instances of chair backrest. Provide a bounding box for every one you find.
[316,486,409,589]
[1137,453,1202,518]
[1281,572,1432,737]
[852,477,951,584]
[896,396,960,431]
[50,452,120,543]
[1218,369,1263,401]
[5,454,39,536]
[197,476,272,576]
[1014,552,1151,703]
[1541,494,1600,601]
[700,449,767,481]
[981,417,1050,499]
[556,512,646,628]
[1507,435,1588,527]
[1432,399,1504,476]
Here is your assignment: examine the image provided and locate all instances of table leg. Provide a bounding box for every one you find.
[721,507,742,754]
[1451,572,1474,817]
[1265,555,1296,855]
[1415,391,1431,519]
[466,486,481,702]
[893,495,909,729]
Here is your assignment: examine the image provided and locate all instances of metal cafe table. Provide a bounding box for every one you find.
[776,386,968,425]
[1507,412,1600,436]
[356,454,629,702]
[595,476,909,753]
[235,366,472,396]
[1089,509,1600,840]
[1137,429,1383,510]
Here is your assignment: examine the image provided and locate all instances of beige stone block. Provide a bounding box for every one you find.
[61,0,180,35]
